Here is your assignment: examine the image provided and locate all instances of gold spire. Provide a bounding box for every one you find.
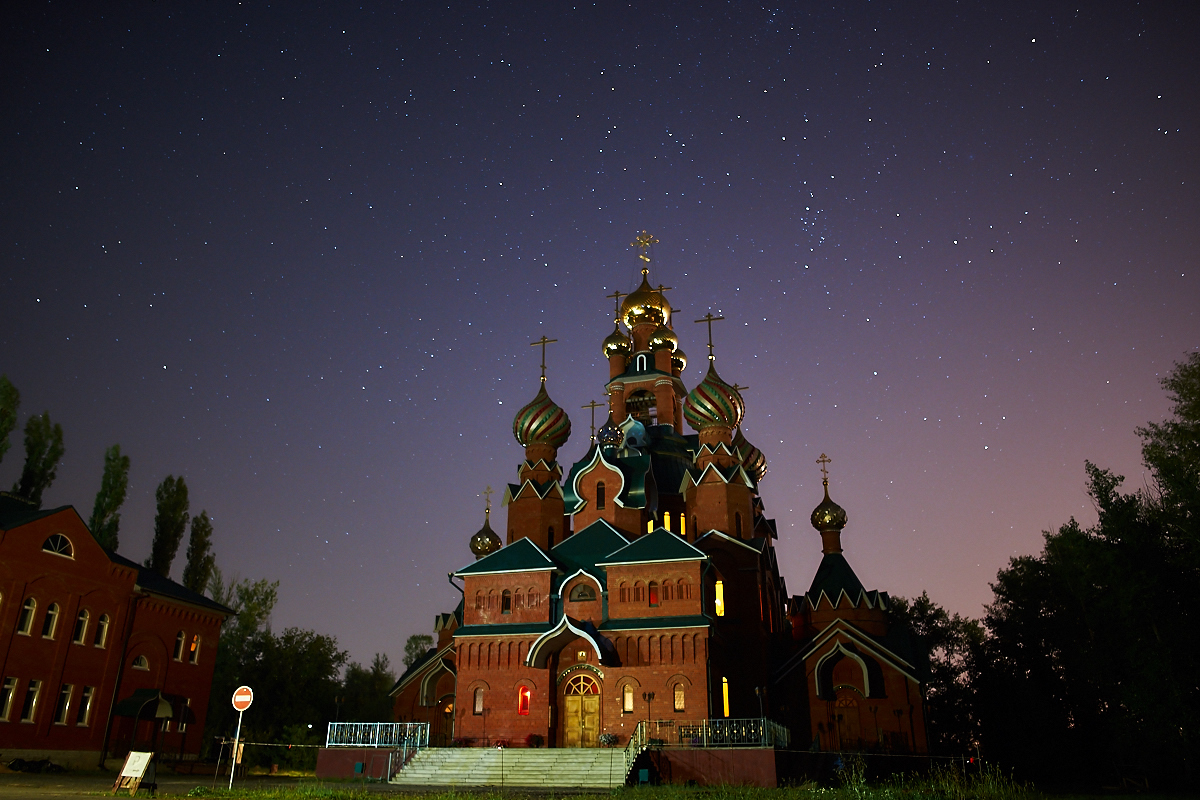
[631,230,659,274]
[694,312,725,361]
[529,335,558,383]
[581,400,604,441]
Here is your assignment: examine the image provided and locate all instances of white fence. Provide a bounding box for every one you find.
[325,721,429,749]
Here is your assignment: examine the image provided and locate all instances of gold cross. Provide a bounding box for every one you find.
[630,231,659,273]
[529,336,558,382]
[694,313,725,361]
[733,383,750,393]
[482,485,494,514]
[581,400,604,441]
[816,453,832,483]
[605,290,626,325]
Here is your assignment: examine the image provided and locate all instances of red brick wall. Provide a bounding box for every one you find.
[462,572,553,627]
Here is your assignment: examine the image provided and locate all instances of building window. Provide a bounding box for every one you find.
[177,698,189,732]
[514,590,524,609]
[735,513,743,538]
[76,686,94,726]
[648,581,660,607]
[41,603,60,639]
[677,580,691,600]
[0,678,16,721]
[189,635,201,664]
[517,686,531,716]
[721,677,730,718]
[596,481,605,510]
[93,614,110,648]
[72,610,89,644]
[663,514,671,532]
[715,581,725,617]
[473,687,484,715]
[501,590,512,614]
[548,526,555,547]
[42,533,73,558]
[20,680,42,723]
[527,590,539,608]
[576,649,587,662]
[622,685,634,713]
[679,514,686,536]
[569,584,596,601]
[17,598,36,635]
[54,684,73,725]
[161,717,172,732]
[646,518,654,534]
[661,581,673,601]
[131,655,149,671]
[474,592,483,611]
[674,683,685,712]
[637,354,648,371]
[174,631,186,661]
[619,583,630,603]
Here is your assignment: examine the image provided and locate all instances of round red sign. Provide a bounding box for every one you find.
[231,685,254,712]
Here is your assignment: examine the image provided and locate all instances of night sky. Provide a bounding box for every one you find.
[3,2,1197,668]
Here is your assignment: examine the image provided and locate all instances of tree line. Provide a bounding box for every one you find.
[894,352,1199,790]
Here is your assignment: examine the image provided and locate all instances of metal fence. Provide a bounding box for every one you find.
[623,717,790,779]
[325,721,430,749]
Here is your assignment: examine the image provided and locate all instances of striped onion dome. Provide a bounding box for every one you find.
[733,428,767,482]
[513,383,572,448]
[683,363,745,432]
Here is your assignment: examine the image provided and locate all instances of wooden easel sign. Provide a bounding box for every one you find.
[112,751,154,795]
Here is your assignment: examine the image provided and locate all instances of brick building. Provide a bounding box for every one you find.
[392,236,928,754]
[0,494,233,768]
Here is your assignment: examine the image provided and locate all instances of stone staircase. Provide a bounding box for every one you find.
[390,747,629,789]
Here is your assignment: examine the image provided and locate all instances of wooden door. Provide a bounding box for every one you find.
[562,674,600,748]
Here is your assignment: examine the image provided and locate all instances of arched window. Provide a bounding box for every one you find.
[636,354,648,371]
[714,580,725,617]
[674,683,686,712]
[131,655,149,671]
[189,635,201,664]
[619,582,630,603]
[517,686,531,716]
[41,603,60,638]
[662,581,673,601]
[501,590,512,614]
[474,592,483,611]
[596,482,606,510]
[648,581,660,607]
[722,676,730,718]
[646,519,654,534]
[514,590,524,610]
[622,684,634,713]
[72,610,89,644]
[473,687,484,715]
[569,583,597,601]
[174,631,186,660]
[627,388,657,424]
[563,674,599,695]
[663,513,671,533]
[528,590,539,608]
[487,590,496,610]
[679,514,686,537]
[677,579,691,600]
[633,581,645,602]
[735,512,743,538]
[93,614,110,648]
[42,533,73,558]
[17,598,37,635]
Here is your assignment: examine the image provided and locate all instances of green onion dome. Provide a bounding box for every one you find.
[513,383,572,448]
[602,328,633,359]
[733,428,767,482]
[810,483,848,531]
[672,348,688,374]
[469,510,502,558]
[683,363,745,432]
[648,325,678,352]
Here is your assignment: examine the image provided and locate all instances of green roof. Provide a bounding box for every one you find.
[596,528,707,566]
[599,615,710,631]
[455,622,554,636]
[552,520,629,574]
[807,552,866,599]
[454,537,557,576]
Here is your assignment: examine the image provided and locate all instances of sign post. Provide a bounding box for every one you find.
[229,686,254,790]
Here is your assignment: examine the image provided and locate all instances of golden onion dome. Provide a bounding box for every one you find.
[513,383,572,448]
[620,276,671,329]
[672,348,688,374]
[469,511,502,559]
[810,483,848,532]
[648,325,678,352]
[733,428,768,482]
[602,328,633,359]
[683,362,745,432]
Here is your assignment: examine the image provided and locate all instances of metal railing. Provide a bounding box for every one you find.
[325,721,430,749]
[623,717,789,779]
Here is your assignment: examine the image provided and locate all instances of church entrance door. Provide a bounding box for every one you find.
[562,674,600,747]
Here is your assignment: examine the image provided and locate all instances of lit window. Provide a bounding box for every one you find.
[189,635,201,664]
[517,686,531,716]
[72,610,89,644]
[622,685,634,713]
[76,686,94,726]
[0,677,16,721]
[93,614,110,648]
[679,514,686,536]
[41,603,60,639]
[473,687,484,715]
[20,679,42,723]
[648,582,659,607]
[674,683,685,712]
[42,533,73,558]
[17,598,36,635]
[576,649,587,662]
[714,581,725,617]
[721,677,730,718]
[54,684,73,725]
[501,590,512,614]
[174,631,186,660]
[131,655,149,671]
[646,519,653,534]
[596,482,606,510]
[663,514,671,532]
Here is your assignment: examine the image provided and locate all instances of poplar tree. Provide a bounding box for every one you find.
[0,375,18,465]
[145,475,189,577]
[12,411,65,508]
[89,445,130,551]
[182,510,216,594]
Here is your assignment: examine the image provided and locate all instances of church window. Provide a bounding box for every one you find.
[648,582,660,607]
[132,655,149,671]
[627,388,657,424]
[679,514,686,536]
[72,610,89,644]
[674,683,686,712]
[94,614,109,647]
[678,579,692,600]
[474,593,483,611]
[502,590,512,614]
[42,603,60,639]
[564,674,599,695]
[517,686,531,715]
[735,512,743,538]
[646,519,654,534]
[42,533,73,558]
[721,677,730,718]
[619,583,629,603]
[596,482,606,510]
[487,591,496,610]
[663,514,671,532]
[514,590,524,609]
[622,685,634,713]
[569,584,596,602]
[473,687,484,715]
[662,581,673,601]
[528,590,539,608]
[17,598,36,635]
[714,581,725,617]
[190,635,201,664]
[636,354,648,371]
[174,631,186,660]
[633,582,645,602]
[548,526,555,547]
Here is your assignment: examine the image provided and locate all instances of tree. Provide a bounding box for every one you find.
[89,444,130,551]
[11,411,65,508]
[342,653,397,722]
[403,633,435,668]
[145,475,189,577]
[0,375,18,466]
[182,511,216,594]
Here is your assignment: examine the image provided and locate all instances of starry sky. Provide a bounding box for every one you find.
[2,1,1197,669]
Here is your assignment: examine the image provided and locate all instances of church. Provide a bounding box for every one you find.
[390,234,928,757]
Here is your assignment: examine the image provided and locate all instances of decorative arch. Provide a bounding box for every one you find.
[419,657,456,706]
[815,642,873,699]
[526,616,609,668]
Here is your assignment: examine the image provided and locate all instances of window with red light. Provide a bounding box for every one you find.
[517,686,531,716]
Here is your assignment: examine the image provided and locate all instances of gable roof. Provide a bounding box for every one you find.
[0,494,66,529]
[596,527,707,566]
[454,537,557,576]
[108,551,235,616]
[551,519,629,574]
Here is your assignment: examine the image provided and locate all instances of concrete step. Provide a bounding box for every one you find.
[391,747,628,788]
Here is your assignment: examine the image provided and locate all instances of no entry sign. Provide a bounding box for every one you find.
[232,685,254,712]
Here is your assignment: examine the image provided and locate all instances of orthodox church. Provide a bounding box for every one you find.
[390,235,928,756]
